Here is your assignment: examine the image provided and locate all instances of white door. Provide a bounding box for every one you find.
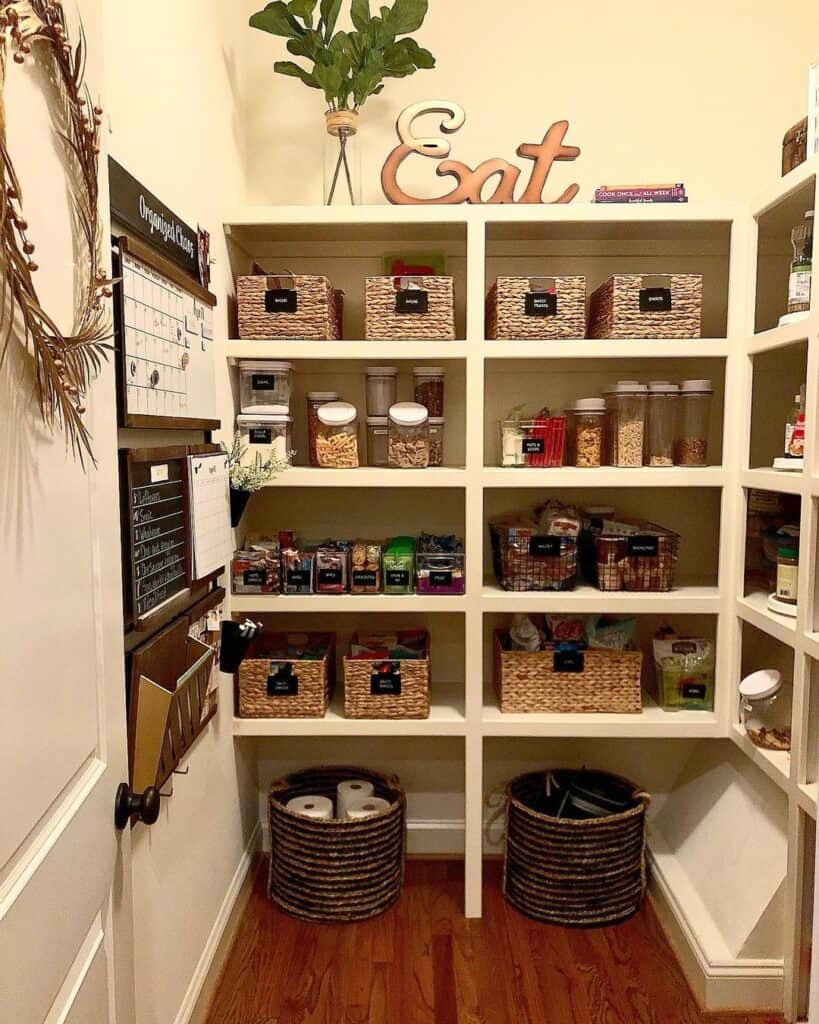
[0,2,134,1022]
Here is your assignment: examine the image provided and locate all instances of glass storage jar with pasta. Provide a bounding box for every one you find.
[306,391,339,467]
[675,380,713,466]
[316,401,360,468]
[237,414,293,464]
[609,381,647,467]
[388,403,430,468]
[239,360,293,414]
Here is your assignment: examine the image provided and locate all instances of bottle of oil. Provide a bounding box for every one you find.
[787,211,814,316]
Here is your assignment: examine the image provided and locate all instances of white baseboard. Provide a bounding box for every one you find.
[260,816,466,857]
[173,822,261,1024]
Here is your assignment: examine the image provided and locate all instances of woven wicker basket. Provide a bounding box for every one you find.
[783,117,808,176]
[237,632,334,718]
[486,276,586,340]
[503,770,650,926]
[493,631,642,714]
[343,633,430,719]
[237,271,343,340]
[583,518,680,592]
[489,518,577,592]
[365,276,455,340]
[268,765,406,922]
[587,274,702,339]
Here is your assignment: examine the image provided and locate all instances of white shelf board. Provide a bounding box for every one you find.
[741,468,805,495]
[266,467,467,489]
[730,723,791,795]
[752,154,818,219]
[231,593,467,613]
[233,681,466,737]
[737,592,798,647]
[802,632,819,661]
[483,339,730,360]
[481,581,721,614]
[482,466,725,488]
[747,318,812,356]
[227,340,469,361]
[796,783,818,820]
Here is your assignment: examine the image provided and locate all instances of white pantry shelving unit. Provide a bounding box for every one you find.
[221,164,819,1019]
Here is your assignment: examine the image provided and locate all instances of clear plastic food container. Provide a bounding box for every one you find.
[567,398,605,468]
[609,381,647,467]
[675,379,713,466]
[383,536,416,594]
[429,417,445,467]
[366,416,389,467]
[236,414,293,464]
[365,366,397,417]
[316,402,359,468]
[413,366,446,416]
[307,391,339,467]
[388,402,430,468]
[739,669,792,750]
[646,381,679,467]
[239,360,293,414]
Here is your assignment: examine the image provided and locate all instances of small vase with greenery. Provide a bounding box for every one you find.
[225,433,290,528]
[249,0,435,205]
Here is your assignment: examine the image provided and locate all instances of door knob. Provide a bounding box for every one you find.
[114,782,160,830]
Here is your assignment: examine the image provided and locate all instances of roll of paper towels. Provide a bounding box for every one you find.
[345,796,392,820]
[337,779,375,818]
[286,795,334,820]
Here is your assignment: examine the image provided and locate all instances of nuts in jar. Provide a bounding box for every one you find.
[388,402,430,468]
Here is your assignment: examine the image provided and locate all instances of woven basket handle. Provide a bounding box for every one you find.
[527,276,556,292]
[251,262,297,291]
[639,274,671,289]
[392,275,427,291]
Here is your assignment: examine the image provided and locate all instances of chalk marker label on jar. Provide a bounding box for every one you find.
[265,288,297,313]
[249,428,272,444]
[525,291,557,317]
[371,662,402,696]
[353,570,378,587]
[530,536,561,557]
[682,682,707,700]
[318,569,343,586]
[430,570,453,587]
[287,569,311,587]
[396,289,429,314]
[243,569,266,586]
[267,663,299,697]
[521,437,545,455]
[554,649,584,673]
[639,287,672,312]
[386,569,410,588]
[251,374,276,390]
[627,535,660,557]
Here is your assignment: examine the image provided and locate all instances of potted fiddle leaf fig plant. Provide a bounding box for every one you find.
[249,0,436,204]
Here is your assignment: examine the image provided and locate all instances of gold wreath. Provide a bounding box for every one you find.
[0,0,113,466]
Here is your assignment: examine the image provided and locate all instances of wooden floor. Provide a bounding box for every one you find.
[205,859,783,1024]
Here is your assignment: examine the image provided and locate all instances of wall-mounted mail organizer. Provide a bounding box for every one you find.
[121,444,230,645]
[126,588,225,808]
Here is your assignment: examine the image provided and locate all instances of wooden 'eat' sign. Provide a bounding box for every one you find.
[381,101,580,205]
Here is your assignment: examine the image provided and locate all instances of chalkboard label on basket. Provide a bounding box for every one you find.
[318,568,343,586]
[554,648,584,673]
[386,569,410,588]
[521,437,545,455]
[627,535,660,557]
[287,569,311,587]
[265,288,298,313]
[251,374,276,390]
[267,663,299,697]
[430,570,453,587]
[371,661,402,696]
[639,287,672,313]
[682,682,707,700]
[353,570,378,587]
[525,291,557,317]
[243,569,266,587]
[529,535,561,557]
[396,289,429,314]
[249,428,273,444]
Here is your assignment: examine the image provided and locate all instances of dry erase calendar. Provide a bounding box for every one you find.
[114,235,220,430]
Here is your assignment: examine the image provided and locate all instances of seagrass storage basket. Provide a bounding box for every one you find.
[237,632,334,718]
[268,765,406,922]
[782,117,808,176]
[237,270,343,340]
[486,276,586,340]
[583,518,680,592]
[343,632,430,719]
[587,274,702,339]
[489,517,577,592]
[493,631,643,714]
[365,276,456,340]
[503,769,650,926]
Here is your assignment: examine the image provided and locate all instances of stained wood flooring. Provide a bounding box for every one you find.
[205,859,784,1024]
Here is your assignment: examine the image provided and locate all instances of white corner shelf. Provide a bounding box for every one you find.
[482,466,725,488]
[741,468,805,496]
[227,340,469,361]
[752,154,818,219]
[797,783,818,820]
[730,723,791,795]
[482,582,721,614]
[747,318,813,356]
[483,339,730,360]
[737,592,798,648]
[264,467,467,489]
[231,593,468,614]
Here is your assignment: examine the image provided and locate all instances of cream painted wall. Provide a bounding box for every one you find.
[237,0,819,206]
[102,5,256,1024]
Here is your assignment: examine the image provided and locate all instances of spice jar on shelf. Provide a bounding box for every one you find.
[413,367,446,416]
[316,401,360,468]
[237,414,293,464]
[366,416,389,467]
[429,417,445,467]
[739,669,792,751]
[609,381,647,468]
[646,381,679,467]
[675,379,713,466]
[388,403,430,468]
[239,360,293,414]
[365,366,397,417]
[776,541,799,605]
[567,398,605,468]
[307,391,339,467]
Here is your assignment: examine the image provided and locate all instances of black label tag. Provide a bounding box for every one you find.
[267,663,298,697]
[529,536,562,557]
[265,288,298,313]
[386,569,410,588]
[554,648,585,673]
[682,682,707,700]
[672,641,697,655]
[396,289,429,314]
[521,437,545,455]
[287,569,311,587]
[249,428,272,444]
[525,291,557,317]
[318,568,343,586]
[251,374,276,390]
[429,570,453,587]
[627,535,660,557]
[353,570,378,587]
[371,662,402,696]
[243,569,266,586]
[639,287,672,312]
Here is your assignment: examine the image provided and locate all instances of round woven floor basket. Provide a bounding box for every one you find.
[268,765,406,923]
[503,769,650,927]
